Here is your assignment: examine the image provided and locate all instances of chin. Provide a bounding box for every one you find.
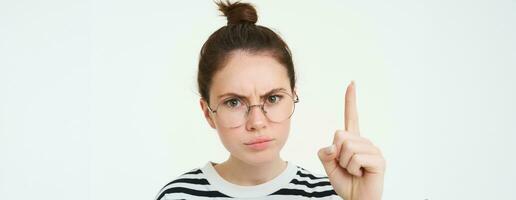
[241,149,281,166]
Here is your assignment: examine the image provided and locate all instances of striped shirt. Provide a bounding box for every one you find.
[155,161,343,200]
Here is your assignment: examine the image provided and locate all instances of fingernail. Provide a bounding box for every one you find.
[325,144,336,155]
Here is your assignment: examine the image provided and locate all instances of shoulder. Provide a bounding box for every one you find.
[294,165,330,181]
[154,167,227,200]
[269,165,342,199]
[292,165,335,191]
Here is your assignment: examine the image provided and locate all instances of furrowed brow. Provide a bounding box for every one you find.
[260,88,288,99]
[217,88,288,101]
[217,92,245,100]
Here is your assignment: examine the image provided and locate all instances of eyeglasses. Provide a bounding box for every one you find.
[207,92,299,128]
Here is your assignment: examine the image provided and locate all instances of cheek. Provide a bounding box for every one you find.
[273,120,291,142]
[216,127,245,150]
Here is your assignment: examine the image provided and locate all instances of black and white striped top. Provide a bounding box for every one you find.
[155,161,342,200]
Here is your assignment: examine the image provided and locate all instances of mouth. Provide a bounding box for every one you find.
[244,138,274,151]
[245,138,274,145]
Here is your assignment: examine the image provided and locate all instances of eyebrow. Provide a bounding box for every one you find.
[217,88,288,100]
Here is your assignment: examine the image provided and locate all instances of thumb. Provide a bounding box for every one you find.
[318,144,339,174]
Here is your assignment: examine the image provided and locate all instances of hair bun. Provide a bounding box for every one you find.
[216,0,257,25]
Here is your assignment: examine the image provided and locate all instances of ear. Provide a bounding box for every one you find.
[200,98,217,129]
[292,87,298,99]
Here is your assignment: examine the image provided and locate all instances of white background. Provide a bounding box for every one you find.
[1,0,515,199]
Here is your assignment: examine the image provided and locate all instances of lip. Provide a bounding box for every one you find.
[245,137,274,145]
[245,138,274,151]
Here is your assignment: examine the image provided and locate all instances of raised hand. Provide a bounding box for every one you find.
[318,81,386,200]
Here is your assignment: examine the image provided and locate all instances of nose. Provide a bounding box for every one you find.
[245,105,267,131]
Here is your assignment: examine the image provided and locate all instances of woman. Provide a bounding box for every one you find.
[155,1,385,199]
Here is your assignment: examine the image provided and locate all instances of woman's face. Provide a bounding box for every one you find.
[200,50,295,166]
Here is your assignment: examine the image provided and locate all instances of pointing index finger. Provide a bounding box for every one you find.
[345,81,360,134]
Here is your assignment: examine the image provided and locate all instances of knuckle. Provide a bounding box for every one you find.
[378,157,387,171]
[346,161,361,176]
[333,130,346,142]
[380,156,387,165]
[342,140,353,151]
[377,147,385,156]
[334,130,345,138]
[372,145,381,154]
[339,158,347,167]
[351,154,361,163]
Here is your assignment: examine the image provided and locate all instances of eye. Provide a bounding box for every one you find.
[266,95,283,104]
[223,98,242,109]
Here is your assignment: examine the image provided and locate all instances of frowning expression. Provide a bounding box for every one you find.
[200,50,296,165]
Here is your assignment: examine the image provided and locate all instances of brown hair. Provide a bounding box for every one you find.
[197,0,296,103]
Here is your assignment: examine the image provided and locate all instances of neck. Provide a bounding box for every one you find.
[214,155,287,186]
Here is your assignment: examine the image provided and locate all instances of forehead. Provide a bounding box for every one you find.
[210,51,290,100]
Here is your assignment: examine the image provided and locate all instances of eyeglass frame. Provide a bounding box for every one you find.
[206,91,300,123]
